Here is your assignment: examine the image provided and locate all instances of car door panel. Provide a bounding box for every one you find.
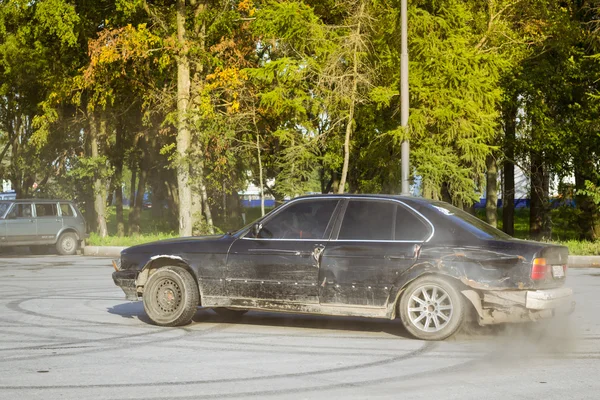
[35,203,61,244]
[319,242,419,307]
[225,199,340,305]
[319,199,431,308]
[226,239,322,303]
[5,203,36,244]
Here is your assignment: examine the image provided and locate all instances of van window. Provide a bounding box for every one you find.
[8,204,33,218]
[35,203,58,218]
[60,203,75,217]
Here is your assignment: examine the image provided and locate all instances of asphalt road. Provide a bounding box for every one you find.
[0,255,598,400]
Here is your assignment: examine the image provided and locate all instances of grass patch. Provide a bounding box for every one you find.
[87,232,178,247]
[553,240,600,256]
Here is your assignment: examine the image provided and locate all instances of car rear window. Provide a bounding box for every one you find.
[429,201,512,240]
[339,200,395,240]
[60,203,75,217]
[395,205,430,241]
[35,203,58,217]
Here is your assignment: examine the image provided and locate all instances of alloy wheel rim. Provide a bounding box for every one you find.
[407,284,453,333]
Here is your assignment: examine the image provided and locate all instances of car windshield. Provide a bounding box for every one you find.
[429,201,512,240]
[0,203,10,218]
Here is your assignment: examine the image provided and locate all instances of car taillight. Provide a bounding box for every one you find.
[531,258,549,280]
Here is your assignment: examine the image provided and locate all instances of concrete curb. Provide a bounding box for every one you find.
[568,255,600,268]
[83,246,127,257]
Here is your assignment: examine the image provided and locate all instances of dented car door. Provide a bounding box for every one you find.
[319,199,433,307]
[226,199,341,304]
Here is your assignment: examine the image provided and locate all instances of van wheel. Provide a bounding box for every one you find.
[56,233,78,255]
[143,267,199,326]
[399,275,465,341]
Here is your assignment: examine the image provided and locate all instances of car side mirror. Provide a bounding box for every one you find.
[252,223,262,238]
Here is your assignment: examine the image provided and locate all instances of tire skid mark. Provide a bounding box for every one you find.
[113,348,490,400]
[0,323,231,363]
[0,294,232,362]
[0,341,436,390]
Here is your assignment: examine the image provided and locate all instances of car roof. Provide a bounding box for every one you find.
[0,199,75,203]
[290,193,436,206]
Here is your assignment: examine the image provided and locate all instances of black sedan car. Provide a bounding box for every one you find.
[112,195,574,340]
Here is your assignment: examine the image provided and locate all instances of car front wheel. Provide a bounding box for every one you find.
[143,267,199,326]
[399,275,465,341]
[56,232,78,255]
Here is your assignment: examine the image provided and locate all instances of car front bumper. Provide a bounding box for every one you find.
[112,269,139,301]
[462,287,575,325]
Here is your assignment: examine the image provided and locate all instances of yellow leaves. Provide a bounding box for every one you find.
[237,0,256,17]
[206,67,248,114]
[84,23,163,86]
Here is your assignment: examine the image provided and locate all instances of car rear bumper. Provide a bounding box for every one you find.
[461,287,575,325]
[112,270,139,301]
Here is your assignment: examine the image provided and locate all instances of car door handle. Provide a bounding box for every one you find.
[248,249,306,256]
[312,245,325,264]
[386,254,409,260]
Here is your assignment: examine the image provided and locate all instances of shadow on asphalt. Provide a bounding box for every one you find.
[107,302,414,338]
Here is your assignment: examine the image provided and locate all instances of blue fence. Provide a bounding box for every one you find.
[241,199,276,208]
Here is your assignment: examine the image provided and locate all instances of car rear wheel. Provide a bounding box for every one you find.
[56,232,78,255]
[213,308,248,319]
[399,275,465,341]
[143,267,199,327]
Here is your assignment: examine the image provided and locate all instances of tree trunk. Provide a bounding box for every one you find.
[575,162,600,241]
[89,112,108,238]
[337,2,364,194]
[541,165,551,239]
[115,122,125,237]
[176,0,193,237]
[129,168,136,210]
[485,154,498,227]
[331,170,340,194]
[257,133,265,217]
[198,161,214,234]
[529,150,544,240]
[129,142,147,236]
[502,100,517,236]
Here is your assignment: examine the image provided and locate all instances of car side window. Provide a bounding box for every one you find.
[35,203,58,218]
[256,200,339,239]
[338,200,395,240]
[60,203,75,217]
[395,205,430,241]
[7,204,32,219]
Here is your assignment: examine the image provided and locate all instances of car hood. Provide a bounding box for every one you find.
[122,234,229,255]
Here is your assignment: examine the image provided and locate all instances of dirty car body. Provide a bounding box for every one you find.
[112,194,574,340]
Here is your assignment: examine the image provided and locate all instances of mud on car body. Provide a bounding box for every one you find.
[112,194,574,340]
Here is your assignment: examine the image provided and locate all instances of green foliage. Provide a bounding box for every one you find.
[578,180,600,206]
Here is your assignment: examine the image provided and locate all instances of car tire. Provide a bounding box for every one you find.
[213,308,248,319]
[56,232,79,255]
[399,275,465,341]
[143,267,199,327]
